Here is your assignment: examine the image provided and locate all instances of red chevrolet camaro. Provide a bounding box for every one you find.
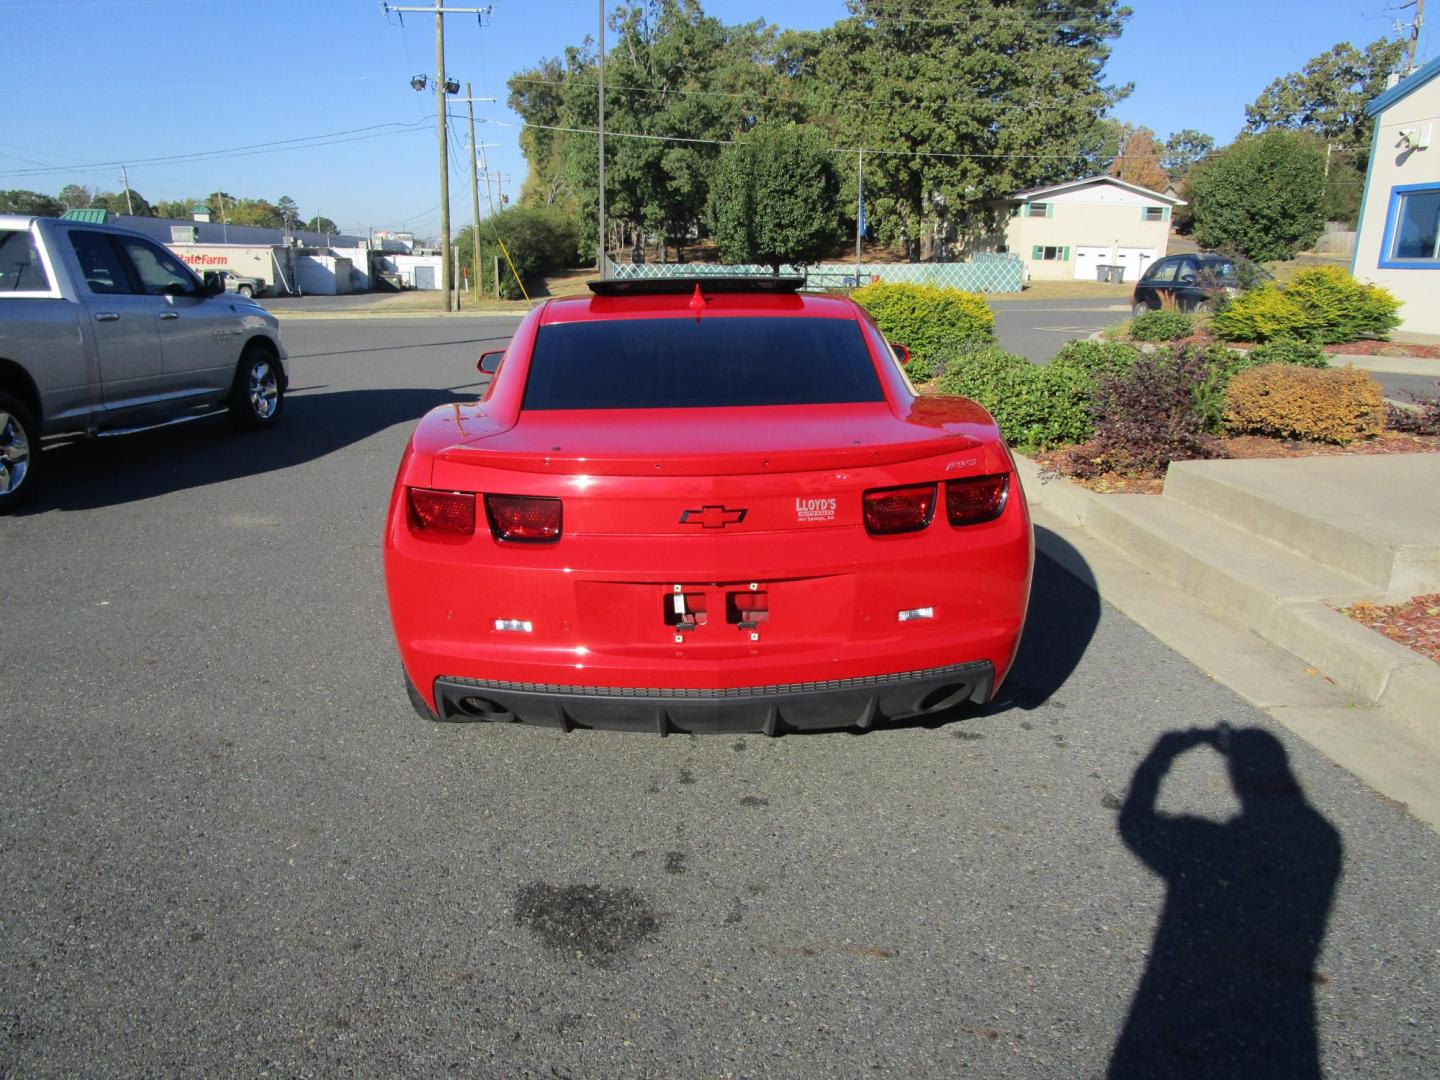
[384,277,1033,735]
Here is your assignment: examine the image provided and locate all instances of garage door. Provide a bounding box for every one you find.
[1113,248,1157,282]
[1073,245,1110,281]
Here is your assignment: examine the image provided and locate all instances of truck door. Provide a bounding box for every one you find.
[65,229,165,416]
[113,236,237,396]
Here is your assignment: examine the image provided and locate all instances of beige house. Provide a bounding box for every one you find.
[998,175,1185,283]
[1352,55,1440,336]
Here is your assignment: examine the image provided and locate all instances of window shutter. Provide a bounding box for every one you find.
[1046,203,1054,219]
[1062,246,1070,260]
[1031,245,1043,260]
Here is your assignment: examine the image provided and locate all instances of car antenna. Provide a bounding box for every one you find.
[689,283,706,321]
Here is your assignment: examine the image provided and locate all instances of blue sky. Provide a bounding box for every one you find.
[3,0,1428,239]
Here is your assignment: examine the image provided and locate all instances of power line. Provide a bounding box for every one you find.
[0,119,434,178]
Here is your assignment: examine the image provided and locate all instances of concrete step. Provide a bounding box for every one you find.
[1162,456,1440,599]
[1081,495,1374,640]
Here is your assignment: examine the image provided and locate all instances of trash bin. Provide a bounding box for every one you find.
[1110,265,1126,284]
[1096,264,1111,283]
[1096,264,1126,284]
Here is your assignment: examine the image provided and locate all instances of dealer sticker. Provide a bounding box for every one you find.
[795,496,837,523]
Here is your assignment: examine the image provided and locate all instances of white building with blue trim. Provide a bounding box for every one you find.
[1352,55,1440,336]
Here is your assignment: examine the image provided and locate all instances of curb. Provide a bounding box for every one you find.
[1013,453,1440,744]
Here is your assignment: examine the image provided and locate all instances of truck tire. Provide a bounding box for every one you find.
[0,391,40,514]
[227,343,284,431]
[237,284,253,298]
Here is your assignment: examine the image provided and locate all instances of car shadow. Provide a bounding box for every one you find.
[21,384,483,514]
[1108,725,1343,1078]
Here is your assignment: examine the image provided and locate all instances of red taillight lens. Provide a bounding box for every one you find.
[407,488,476,535]
[946,473,1009,526]
[863,484,936,535]
[484,494,562,543]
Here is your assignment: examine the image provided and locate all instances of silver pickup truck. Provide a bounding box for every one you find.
[0,214,287,511]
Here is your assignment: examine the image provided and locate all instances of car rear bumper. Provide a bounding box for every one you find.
[430,660,994,735]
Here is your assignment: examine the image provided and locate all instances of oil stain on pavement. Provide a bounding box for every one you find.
[513,883,661,967]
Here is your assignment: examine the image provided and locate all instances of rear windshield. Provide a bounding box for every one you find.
[522,316,884,410]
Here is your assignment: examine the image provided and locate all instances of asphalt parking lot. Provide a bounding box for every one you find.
[3,316,1438,1078]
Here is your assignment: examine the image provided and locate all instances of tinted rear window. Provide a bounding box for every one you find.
[523,316,884,410]
[0,230,50,292]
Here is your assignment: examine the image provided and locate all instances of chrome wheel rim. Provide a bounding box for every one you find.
[248,360,279,419]
[0,411,30,495]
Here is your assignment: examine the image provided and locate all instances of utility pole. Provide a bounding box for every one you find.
[467,82,482,302]
[1409,0,1424,72]
[382,2,492,311]
[120,166,134,215]
[855,148,864,283]
[597,0,607,277]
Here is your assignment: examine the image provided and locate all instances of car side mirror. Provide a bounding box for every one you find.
[478,350,504,375]
[889,342,911,365]
[202,271,226,297]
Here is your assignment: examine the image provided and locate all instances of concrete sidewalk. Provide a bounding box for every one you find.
[1017,451,1440,830]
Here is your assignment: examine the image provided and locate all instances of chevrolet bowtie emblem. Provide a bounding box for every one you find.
[680,505,746,528]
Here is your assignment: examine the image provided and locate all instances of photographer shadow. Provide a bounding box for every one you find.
[1109,726,1343,1079]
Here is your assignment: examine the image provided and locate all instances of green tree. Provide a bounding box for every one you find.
[1189,131,1326,261]
[154,199,199,220]
[276,195,300,229]
[1162,129,1213,180]
[457,204,581,298]
[1244,38,1405,168]
[305,216,339,236]
[91,189,151,216]
[788,0,1131,257]
[57,184,92,210]
[708,122,843,272]
[0,189,64,215]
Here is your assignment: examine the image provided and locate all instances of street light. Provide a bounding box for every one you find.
[410,74,428,91]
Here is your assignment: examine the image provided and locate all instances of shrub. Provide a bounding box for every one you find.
[852,281,995,373]
[1048,339,1141,384]
[903,356,931,384]
[1062,349,1225,478]
[1282,265,1401,343]
[1240,338,1329,368]
[1212,266,1401,344]
[935,345,1092,449]
[1224,365,1384,444]
[1129,309,1194,341]
[1385,385,1440,436]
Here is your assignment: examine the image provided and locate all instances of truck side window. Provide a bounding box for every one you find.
[68,231,135,296]
[0,230,51,293]
[116,237,199,298]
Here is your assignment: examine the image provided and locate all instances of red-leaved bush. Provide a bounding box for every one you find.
[1061,349,1226,478]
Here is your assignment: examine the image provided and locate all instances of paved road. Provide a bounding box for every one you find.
[989,297,1129,363]
[3,317,1437,1078]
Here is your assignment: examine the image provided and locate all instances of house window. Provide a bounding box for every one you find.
[1381,185,1440,267]
[1030,245,1069,261]
[1026,203,1050,217]
[1142,206,1166,222]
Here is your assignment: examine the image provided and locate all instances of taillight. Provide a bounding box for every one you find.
[484,494,562,543]
[863,483,936,535]
[946,473,1009,526]
[407,488,476,535]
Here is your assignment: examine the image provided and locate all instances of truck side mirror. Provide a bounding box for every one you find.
[202,271,226,297]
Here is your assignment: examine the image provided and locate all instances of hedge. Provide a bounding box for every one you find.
[852,281,995,376]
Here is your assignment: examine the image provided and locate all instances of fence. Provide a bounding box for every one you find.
[609,253,1024,293]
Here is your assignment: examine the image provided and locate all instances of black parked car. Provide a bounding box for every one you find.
[1131,253,1269,315]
